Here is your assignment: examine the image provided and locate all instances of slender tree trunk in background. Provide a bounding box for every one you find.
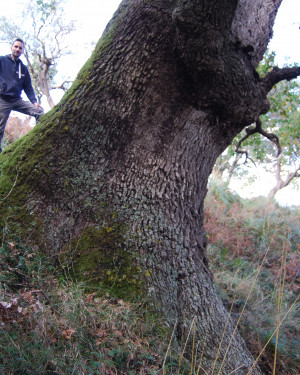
[39,68,56,109]
[26,55,56,108]
[37,56,57,109]
[268,159,300,198]
[1,0,299,373]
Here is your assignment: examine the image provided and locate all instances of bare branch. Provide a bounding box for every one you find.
[51,80,73,91]
[268,160,300,197]
[262,66,300,93]
[36,23,45,40]
[226,153,243,183]
[235,118,282,162]
[255,118,282,156]
[234,149,256,166]
[235,124,257,166]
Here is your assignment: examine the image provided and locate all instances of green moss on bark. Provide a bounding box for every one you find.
[60,225,145,300]
[0,25,117,236]
[0,4,142,299]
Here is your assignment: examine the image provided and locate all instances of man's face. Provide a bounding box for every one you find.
[11,41,24,59]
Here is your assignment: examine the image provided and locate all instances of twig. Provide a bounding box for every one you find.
[246,294,300,375]
[179,317,196,373]
[162,319,177,375]
[216,245,271,375]
[30,289,54,311]
[196,324,209,375]
[0,167,19,203]
[227,364,249,375]
[273,240,288,374]
[210,298,236,375]
[235,118,282,162]
[51,80,73,91]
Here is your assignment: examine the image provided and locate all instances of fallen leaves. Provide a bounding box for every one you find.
[62,328,76,340]
[0,289,50,326]
[0,295,29,325]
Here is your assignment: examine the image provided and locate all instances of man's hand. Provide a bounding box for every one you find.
[34,102,43,109]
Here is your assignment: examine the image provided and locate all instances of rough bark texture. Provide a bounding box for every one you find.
[0,0,299,373]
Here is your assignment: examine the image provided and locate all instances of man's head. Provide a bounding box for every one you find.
[11,39,24,60]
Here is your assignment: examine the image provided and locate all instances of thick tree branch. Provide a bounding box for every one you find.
[231,0,282,67]
[262,66,300,93]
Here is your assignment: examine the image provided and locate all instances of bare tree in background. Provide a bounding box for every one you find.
[0,0,75,108]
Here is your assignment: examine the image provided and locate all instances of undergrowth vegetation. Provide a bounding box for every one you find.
[0,235,175,374]
[0,177,299,374]
[205,177,300,375]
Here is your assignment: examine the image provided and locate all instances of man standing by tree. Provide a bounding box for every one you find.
[0,1,300,373]
[0,39,43,153]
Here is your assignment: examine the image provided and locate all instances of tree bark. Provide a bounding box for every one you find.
[0,0,298,373]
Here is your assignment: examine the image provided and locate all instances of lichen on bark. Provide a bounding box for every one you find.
[1,0,299,373]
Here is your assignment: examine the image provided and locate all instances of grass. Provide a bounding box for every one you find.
[0,252,168,374]
[205,177,300,374]
[0,177,299,374]
[0,234,186,374]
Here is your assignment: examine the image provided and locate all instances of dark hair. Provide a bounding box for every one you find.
[13,38,24,45]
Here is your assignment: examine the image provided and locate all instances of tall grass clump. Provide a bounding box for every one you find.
[205,178,300,374]
[0,231,177,374]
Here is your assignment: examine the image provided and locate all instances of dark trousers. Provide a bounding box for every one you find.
[0,97,44,152]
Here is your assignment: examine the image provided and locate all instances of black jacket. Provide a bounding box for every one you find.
[0,54,37,103]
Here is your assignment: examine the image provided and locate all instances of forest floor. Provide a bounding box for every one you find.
[0,178,299,374]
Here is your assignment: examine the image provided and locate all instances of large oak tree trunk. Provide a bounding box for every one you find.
[1,0,299,373]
